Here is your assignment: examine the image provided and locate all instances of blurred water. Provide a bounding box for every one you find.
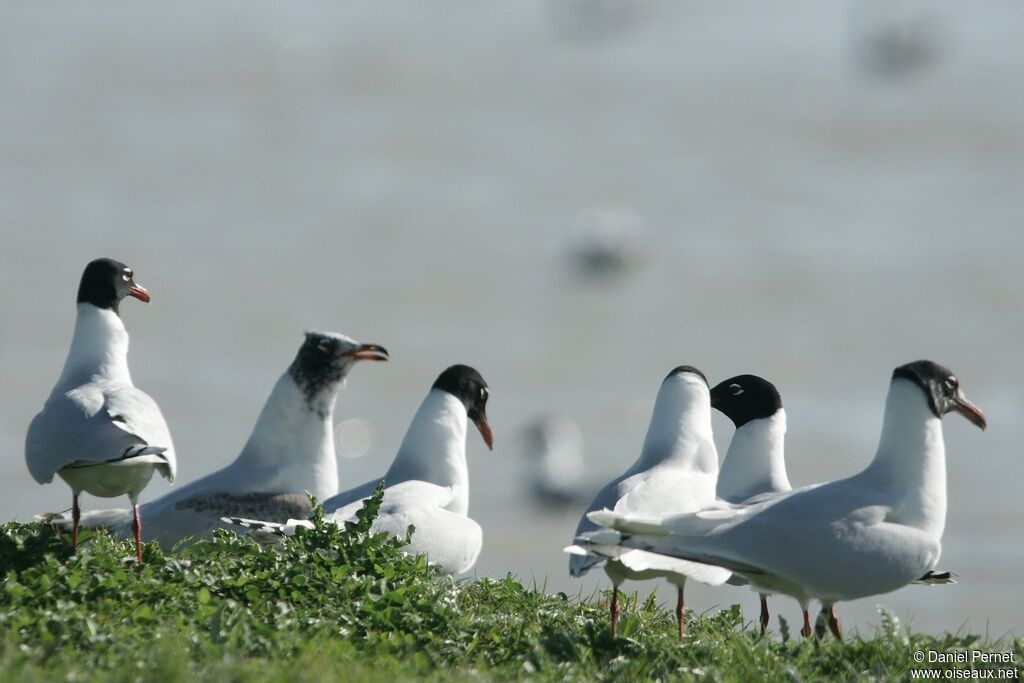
[1,1,1021,637]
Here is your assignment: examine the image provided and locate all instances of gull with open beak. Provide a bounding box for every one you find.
[225,364,493,575]
[26,258,174,563]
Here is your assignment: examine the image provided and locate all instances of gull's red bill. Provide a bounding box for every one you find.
[127,284,150,303]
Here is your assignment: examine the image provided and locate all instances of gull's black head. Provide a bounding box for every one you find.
[76,258,150,314]
[288,331,389,411]
[892,360,987,430]
[433,364,493,450]
[710,374,783,428]
[664,365,709,387]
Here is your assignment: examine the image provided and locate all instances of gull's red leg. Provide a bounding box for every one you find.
[801,608,812,639]
[828,605,843,641]
[759,595,769,634]
[132,504,143,563]
[610,586,620,638]
[676,587,686,639]
[72,493,80,548]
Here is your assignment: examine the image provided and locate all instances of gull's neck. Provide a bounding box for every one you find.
[631,377,718,476]
[862,378,947,537]
[233,371,341,500]
[717,409,791,503]
[56,304,132,388]
[385,389,470,515]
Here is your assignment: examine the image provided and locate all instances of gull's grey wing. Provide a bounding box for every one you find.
[136,492,314,547]
[102,382,176,476]
[172,492,313,521]
[55,492,317,548]
[600,476,943,601]
[569,473,630,577]
[322,477,385,515]
[26,381,173,484]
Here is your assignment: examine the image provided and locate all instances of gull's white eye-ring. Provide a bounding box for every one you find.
[729,383,744,396]
[121,268,132,282]
[480,387,489,401]
[945,376,958,391]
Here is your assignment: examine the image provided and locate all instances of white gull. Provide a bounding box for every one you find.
[26,258,174,563]
[582,360,986,640]
[565,366,731,639]
[225,364,492,576]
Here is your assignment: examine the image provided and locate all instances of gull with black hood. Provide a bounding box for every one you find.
[710,372,956,637]
[580,360,987,640]
[26,258,174,563]
[709,374,792,634]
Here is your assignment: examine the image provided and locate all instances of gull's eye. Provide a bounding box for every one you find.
[318,339,334,352]
[480,387,489,401]
[945,376,958,392]
[729,383,744,396]
[122,268,132,282]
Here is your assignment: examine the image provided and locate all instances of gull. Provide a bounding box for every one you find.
[712,375,791,504]
[26,258,174,563]
[713,372,956,638]
[565,366,731,639]
[710,374,791,635]
[581,360,986,640]
[522,415,588,508]
[43,331,388,547]
[224,364,493,576]
[712,373,956,638]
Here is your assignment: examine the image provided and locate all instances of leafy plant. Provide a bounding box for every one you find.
[0,490,1019,682]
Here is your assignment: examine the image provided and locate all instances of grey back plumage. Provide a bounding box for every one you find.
[26,379,176,484]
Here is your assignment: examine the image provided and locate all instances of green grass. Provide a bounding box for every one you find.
[1,490,1020,682]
